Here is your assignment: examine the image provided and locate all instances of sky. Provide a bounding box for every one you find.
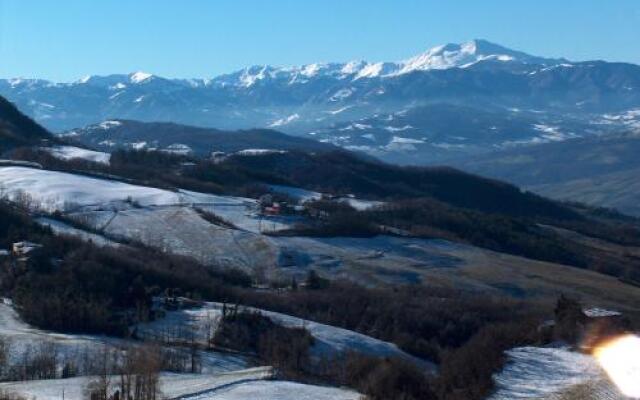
[0,0,639,82]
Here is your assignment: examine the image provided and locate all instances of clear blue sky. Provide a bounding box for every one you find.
[1,0,639,81]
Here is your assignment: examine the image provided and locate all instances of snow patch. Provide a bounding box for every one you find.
[42,146,111,165]
[340,123,372,131]
[330,88,354,102]
[162,143,193,155]
[269,114,300,127]
[129,71,153,83]
[583,308,621,318]
[326,106,352,115]
[98,120,122,129]
[390,136,425,144]
[489,346,604,399]
[384,125,413,132]
[235,149,287,156]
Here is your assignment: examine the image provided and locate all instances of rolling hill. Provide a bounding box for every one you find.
[459,131,640,216]
[0,96,51,153]
[62,119,336,156]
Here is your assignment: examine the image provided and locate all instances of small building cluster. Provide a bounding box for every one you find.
[0,241,44,266]
[12,241,43,257]
[258,193,305,217]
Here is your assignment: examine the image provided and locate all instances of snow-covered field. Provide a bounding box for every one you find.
[0,167,188,211]
[0,300,248,376]
[36,217,122,247]
[545,380,624,400]
[0,369,361,400]
[273,235,464,283]
[73,206,280,269]
[137,301,436,372]
[0,300,118,366]
[178,380,361,400]
[0,368,272,400]
[488,346,621,399]
[42,146,111,165]
[0,167,266,213]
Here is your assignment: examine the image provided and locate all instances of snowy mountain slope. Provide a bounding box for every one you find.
[79,206,281,269]
[136,301,436,372]
[488,345,629,399]
[210,39,562,87]
[545,380,624,400]
[311,104,600,164]
[0,166,189,211]
[36,217,123,247]
[394,39,563,74]
[0,166,286,268]
[488,346,606,399]
[0,166,254,212]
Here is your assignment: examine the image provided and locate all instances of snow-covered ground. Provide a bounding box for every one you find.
[36,217,122,247]
[545,379,624,400]
[0,300,118,367]
[179,380,361,400]
[0,367,272,400]
[137,301,435,372]
[343,197,384,211]
[0,166,267,213]
[0,167,188,211]
[0,300,248,376]
[273,235,464,282]
[0,369,361,400]
[42,146,111,165]
[0,166,299,234]
[72,206,280,269]
[488,346,618,399]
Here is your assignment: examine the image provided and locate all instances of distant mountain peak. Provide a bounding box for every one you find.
[129,71,154,84]
[397,39,562,74]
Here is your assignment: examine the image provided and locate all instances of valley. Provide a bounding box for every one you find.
[1,17,639,400]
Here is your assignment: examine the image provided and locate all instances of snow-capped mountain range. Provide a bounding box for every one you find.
[1,39,639,164]
[209,39,564,86]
